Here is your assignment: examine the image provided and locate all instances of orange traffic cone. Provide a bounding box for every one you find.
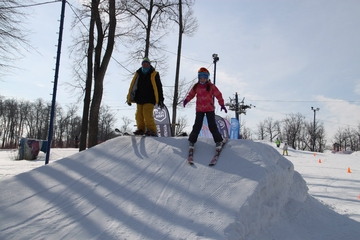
[347,167,352,173]
[318,159,322,163]
[313,153,316,156]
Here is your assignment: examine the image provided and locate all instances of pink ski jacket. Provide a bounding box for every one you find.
[185,82,225,112]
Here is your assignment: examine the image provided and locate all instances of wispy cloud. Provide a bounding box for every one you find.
[355,81,360,95]
[315,95,360,138]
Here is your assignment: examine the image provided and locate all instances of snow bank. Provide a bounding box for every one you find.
[222,141,308,239]
[0,137,359,239]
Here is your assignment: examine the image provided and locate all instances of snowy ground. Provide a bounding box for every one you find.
[0,148,78,181]
[0,137,359,240]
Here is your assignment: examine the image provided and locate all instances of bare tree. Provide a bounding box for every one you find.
[296,123,310,151]
[87,0,117,148]
[16,100,31,140]
[242,125,253,140]
[315,123,326,152]
[334,126,359,151]
[0,96,118,149]
[166,77,194,134]
[301,120,326,152]
[0,96,3,138]
[54,105,66,148]
[98,105,117,142]
[121,0,178,69]
[64,104,81,147]
[174,115,188,136]
[256,121,266,140]
[0,0,30,77]
[168,0,197,136]
[29,98,50,140]
[1,98,19,148]
[263,117,280,142]
[356,122,360,150]
[282,113,305,149]
[78,0,95,151]
[119,116,133,134]
[72,0,117,150]
[333,127,347,151]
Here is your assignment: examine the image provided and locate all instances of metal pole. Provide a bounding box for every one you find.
[235,92,239,121]
[213,60,216,86]
[311,107,320,152]
[212,54,219,103]
[45,0,66,165]
[212,54,219,85]
[313,110,316,151]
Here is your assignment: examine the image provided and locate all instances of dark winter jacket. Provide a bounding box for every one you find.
[127,66,164,105]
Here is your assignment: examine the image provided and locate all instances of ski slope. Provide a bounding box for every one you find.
[0,137,359,239]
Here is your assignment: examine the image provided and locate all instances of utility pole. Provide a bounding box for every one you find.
[45,0,67,165]
[311,107,320,152]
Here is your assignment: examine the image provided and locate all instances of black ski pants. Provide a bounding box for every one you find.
[188,111,223,143]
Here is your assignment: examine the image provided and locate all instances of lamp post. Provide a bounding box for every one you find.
[212,54,219,103]
[311,107,320,152]
[212,53,219,85]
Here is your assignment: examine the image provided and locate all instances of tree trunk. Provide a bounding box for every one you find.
[144,0,154,57]
[88,0,117,148]
[79,0,97,151]
[171,0,183,136]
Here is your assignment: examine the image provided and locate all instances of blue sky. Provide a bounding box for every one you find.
[2,0,360,143]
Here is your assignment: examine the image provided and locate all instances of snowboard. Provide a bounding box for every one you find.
[115,128,158,137]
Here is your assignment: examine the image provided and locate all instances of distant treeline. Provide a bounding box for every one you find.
[243,114,360,152]
[0,96,117,149]
[1,95,359,152]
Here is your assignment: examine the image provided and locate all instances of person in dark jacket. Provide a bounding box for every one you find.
[126,57,164,136]
[183,67,227,149]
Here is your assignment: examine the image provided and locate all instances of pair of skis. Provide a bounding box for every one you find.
[188,138,228,166]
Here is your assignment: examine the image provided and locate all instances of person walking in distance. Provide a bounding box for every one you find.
[275,138,280,148]
[183,67,227,149]
[283,142,289,156]
[126,57,164,136]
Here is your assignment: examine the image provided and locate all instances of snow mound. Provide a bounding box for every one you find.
[0,137,359,239]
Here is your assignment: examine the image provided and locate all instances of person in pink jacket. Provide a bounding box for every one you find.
[183,67,227,149]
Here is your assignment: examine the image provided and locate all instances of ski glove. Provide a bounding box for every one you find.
[220,105,227,113]
[183,99,188,107]
[158,101,165,109]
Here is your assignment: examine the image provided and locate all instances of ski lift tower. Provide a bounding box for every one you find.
[225,93,255,138]
[226,93,255,120]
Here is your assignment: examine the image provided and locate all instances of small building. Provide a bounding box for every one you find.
[333,143,340,152]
